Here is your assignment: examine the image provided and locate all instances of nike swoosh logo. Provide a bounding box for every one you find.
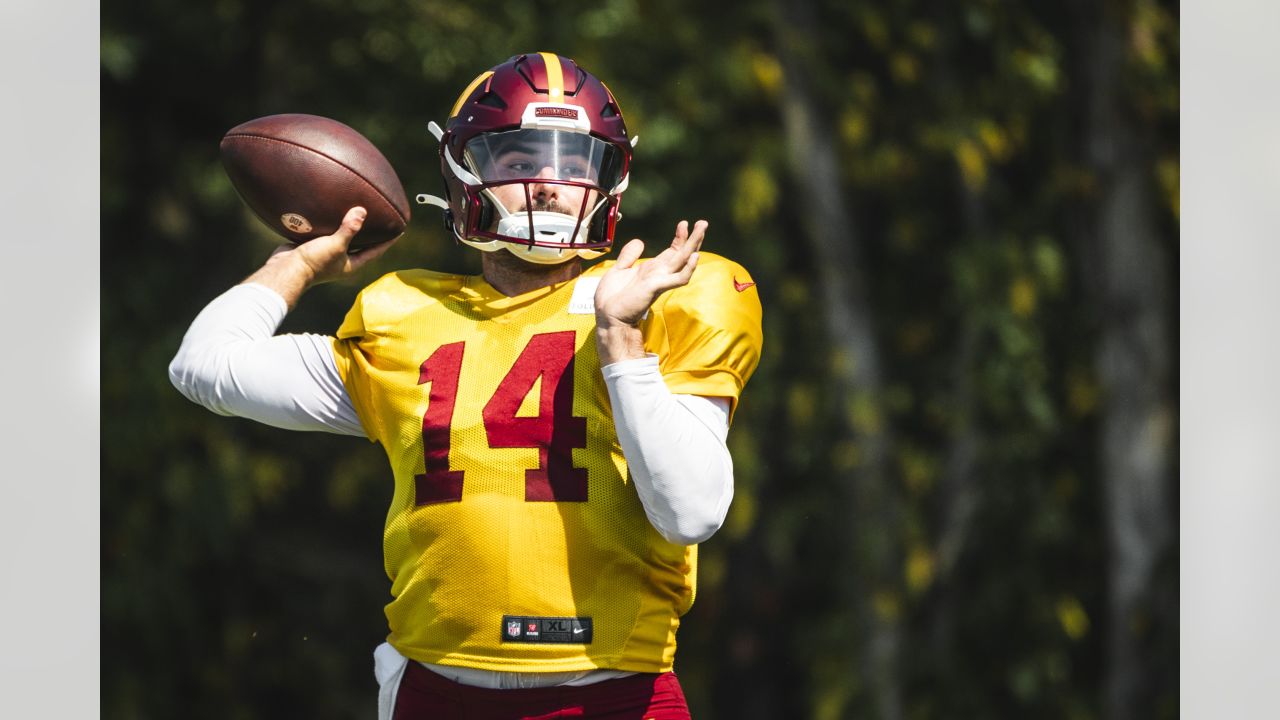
[573,628,585,634]
[733,277,756,292]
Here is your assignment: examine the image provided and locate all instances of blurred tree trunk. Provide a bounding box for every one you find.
[930,167,985,669]
[772,2,902,718]
[1081,4,1175,718]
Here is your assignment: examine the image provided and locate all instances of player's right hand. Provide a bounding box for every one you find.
[594,219,705,328]
[271,207,398,286]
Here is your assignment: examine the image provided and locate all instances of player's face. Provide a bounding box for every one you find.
[484,146,598,221]
[465,130,615,226]
[486,142,597,184]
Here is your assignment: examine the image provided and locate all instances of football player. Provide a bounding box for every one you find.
[170,52,763,719]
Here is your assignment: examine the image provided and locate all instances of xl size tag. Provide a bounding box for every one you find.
[502,615,593,644]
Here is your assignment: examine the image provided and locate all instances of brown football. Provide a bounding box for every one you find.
[220,114,410,250]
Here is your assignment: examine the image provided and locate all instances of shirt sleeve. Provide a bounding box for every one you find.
[167,283,366,436]
[642,253,763,422]
[603,354,734,546]
[329,284,383,442]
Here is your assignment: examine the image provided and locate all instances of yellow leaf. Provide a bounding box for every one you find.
[1056,597,1090,640]
[1130,2,1169,71]
[751,52,783,95]
[890,52,919,84]
[977,120,1011,160]
[955,139,987,190]
[860,9,889,49]
[1015,49,1060,92]
[906,545,936,594]
[908,21,937,49]
[732,164,778,228]
[899,449,936,495]
[841,109,870,148]
[814,685,852,720]
[1010,275,1037,317]
[849,394,883,435]
[1032,237,1065,293]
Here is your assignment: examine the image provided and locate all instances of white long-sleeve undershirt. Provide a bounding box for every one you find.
[168,283,735,547]
[602,355,734,546]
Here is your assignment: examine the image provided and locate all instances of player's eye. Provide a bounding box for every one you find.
[561,159,593,181]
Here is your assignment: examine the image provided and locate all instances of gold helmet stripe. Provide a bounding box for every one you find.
[449,71,494,119]
[538,52,564,101]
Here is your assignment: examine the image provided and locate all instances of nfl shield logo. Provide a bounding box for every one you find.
[507,620,521,637]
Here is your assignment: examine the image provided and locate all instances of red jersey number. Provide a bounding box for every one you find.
[414,331,588,505]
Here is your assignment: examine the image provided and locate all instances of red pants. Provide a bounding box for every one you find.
[392,661,692,719]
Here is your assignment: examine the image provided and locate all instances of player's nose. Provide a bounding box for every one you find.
[530,166,559,198]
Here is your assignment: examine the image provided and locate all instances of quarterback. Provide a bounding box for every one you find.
[170,53,762,718]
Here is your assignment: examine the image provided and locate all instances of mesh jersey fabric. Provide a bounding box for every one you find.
[331,252,763,673]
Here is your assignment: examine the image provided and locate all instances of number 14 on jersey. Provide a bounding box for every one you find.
[415,331,589,506]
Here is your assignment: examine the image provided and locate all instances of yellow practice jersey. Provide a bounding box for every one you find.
[331,252,763,673]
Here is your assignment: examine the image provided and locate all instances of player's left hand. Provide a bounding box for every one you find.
[594,219,706,328]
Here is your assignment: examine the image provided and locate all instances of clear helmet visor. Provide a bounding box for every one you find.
[463,129,625,189]
[458,129,626,253]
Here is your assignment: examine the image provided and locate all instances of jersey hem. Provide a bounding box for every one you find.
[390,644,673,675]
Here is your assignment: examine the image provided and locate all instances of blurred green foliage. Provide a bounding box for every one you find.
[103,0,1177,717]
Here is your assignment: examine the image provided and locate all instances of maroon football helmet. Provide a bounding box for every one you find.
[417,53,634,264]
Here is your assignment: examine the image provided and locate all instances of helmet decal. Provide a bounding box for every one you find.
[537,52,565,102]
[449,71,494,120]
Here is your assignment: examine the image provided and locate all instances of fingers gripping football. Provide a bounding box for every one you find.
[272,207,397,285]
[594,220,706,328]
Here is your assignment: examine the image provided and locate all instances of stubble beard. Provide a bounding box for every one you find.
[522,197,573,215]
